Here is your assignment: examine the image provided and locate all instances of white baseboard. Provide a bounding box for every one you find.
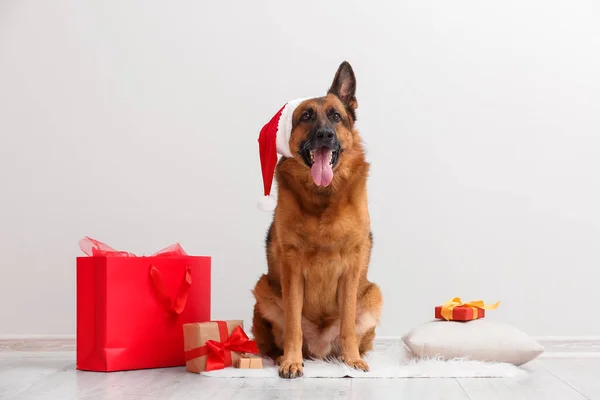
[0,335,76,352]
[535,336,600,359]
[2,335,599,358]
[0,334,75,340]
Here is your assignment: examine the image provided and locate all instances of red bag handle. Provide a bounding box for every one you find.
[149,264,192,315]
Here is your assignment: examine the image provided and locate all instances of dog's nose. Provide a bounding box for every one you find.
[316,129,335,140]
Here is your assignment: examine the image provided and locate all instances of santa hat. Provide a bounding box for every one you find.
[257,98,308,211]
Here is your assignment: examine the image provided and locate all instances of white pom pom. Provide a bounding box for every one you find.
[258,195,277,212]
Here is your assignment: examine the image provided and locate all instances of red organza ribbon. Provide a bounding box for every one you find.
[184,322,259,371]
[79,236,187,257]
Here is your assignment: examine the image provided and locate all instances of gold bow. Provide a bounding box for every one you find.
[441,297,501,321]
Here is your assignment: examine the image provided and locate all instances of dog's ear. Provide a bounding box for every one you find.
[328,61,358,110]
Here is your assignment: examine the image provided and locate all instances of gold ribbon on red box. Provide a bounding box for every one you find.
[440,297,501,321]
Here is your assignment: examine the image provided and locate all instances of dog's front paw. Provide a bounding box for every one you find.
[278,358,304,379]
[344,358,370,372]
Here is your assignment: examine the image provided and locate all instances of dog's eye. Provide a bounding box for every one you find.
[332,113,342,122]
[301,112,311,121]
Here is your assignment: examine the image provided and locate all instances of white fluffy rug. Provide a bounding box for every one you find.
[202,342,525,379]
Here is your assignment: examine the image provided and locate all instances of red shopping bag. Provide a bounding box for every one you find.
[76,237,211,372]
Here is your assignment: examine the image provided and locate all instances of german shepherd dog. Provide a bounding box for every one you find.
[251,61,383,379]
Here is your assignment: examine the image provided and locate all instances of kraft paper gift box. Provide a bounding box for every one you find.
[183,320,259,373]
[235,354,263,369]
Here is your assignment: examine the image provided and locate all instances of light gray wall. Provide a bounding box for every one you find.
[1,1,599,337]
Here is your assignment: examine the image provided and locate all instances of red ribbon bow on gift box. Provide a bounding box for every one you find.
[185,321,259,371]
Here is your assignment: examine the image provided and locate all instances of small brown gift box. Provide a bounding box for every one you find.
[235,354,263,369]
[183,320,247,373]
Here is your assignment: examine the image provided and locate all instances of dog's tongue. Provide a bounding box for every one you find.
[311,148,334,187]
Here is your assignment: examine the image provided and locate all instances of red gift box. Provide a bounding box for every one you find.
[76,237,211,372]
[435,305,485,321]
[434,297,500,322]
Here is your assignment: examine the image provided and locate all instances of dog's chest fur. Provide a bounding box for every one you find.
[292,200,368,252]
[285,203,368,320]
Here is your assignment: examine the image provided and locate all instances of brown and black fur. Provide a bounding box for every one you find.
[252,61,382,379]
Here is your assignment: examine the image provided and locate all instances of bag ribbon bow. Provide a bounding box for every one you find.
[441,297,500,321]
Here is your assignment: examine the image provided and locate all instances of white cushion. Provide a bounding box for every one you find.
[401,319,544,366]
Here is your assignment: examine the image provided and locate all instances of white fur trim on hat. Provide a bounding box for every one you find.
[275,98,309,158]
